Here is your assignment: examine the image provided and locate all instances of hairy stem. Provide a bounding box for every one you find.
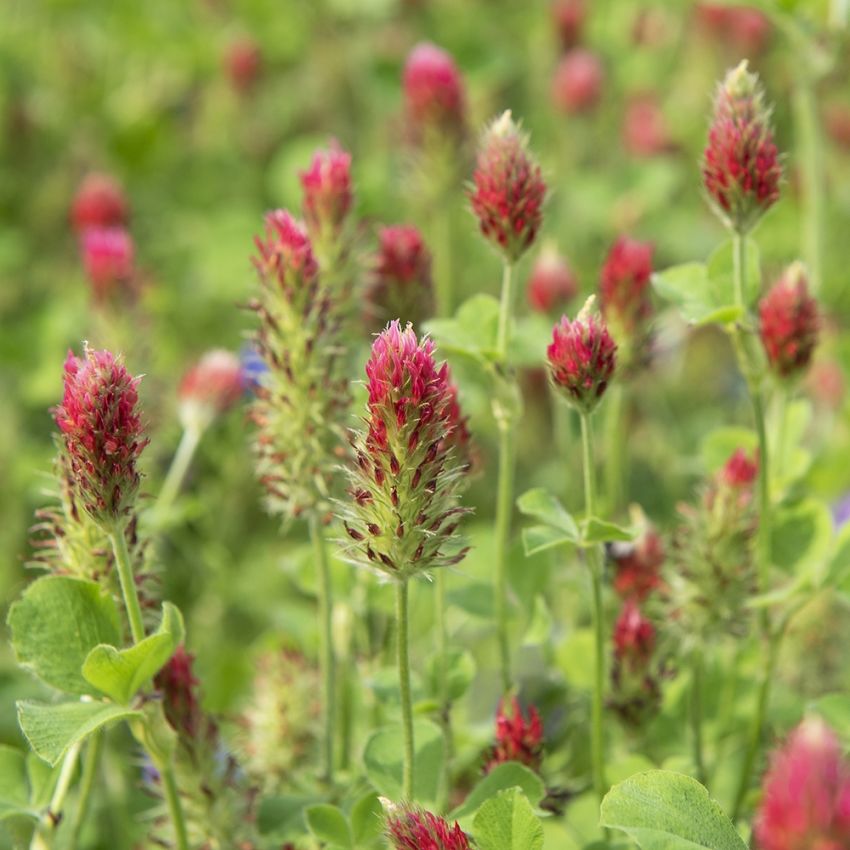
[108,525,146,644]
[497,262,514,359]
[29,742,82,850]
[396,579,415,801]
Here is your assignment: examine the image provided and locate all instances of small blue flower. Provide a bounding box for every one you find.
[240,342,268,392]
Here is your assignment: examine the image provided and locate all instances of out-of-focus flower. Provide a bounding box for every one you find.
[824,103,850,152]
[622,94,673,157]
[155,645,212,743]
[53,346,148,526]
[300,142,354,247]
[178,350,246,431]
[239,343,268,390]
[613,599,656,669]
[81,226,135,302]
[546,297,617,413]
[484,696,544,773]
[702,60,782,234]
[806,360,845,410]
[551,0,586,50]
[695,5,772,55]
[611,527,665,602]
[403,42,466,144]
[469,111,546,263]
[386,804,471,850]
[722,447,758,488]
[754,717,850,850]
[71,173,129,232]
[527,244,578,313]
[340,321,470,580]
[225,37,263,93]
[551,49,603,114]
[759,263,819,379]
[610,600,662,725]
[366,224,434,327]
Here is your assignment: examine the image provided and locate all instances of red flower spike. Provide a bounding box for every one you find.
[154,645,218,745]
[469,111,547,263]
[600,236,654,335]
[613,599,656,670]
[403,42,466,144]
[386,805,471,850]
[611,528,665,602]
[179,350,246,430]
[527,244,578,313]
[53,345,148,526]
[551,0,586,50]
[485,696,544,773]
[253,210,319,290]
[722,448,758,488]
[300,142,353,243]
[755,717,850,850]
[225,37,262,93]
[547,297,617,412]
[702,60,782,234]
[71,173,129,233]
[551,49,603,114]
[759,262,819,379]
[81,226,134,302]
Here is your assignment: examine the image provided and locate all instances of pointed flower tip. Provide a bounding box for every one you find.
[387,806,471,850]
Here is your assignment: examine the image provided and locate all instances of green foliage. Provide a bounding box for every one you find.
[472,788,544,850]
[450,762,546,822]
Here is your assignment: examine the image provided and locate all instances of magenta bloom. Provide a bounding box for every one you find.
[53,346,148,525]
[469,111,546,263]
[547,299,617,412]
[386,805,470,850]
[403,42,466,143]
[71,173,129,233]
[253,210,319,291]
[702,61,782,233]
[179,350,246,429]
[722,448,758,488]
[81,226,134,302]
[759,263,819,379]
[600,236,654,334]
[613,599,656,669]
[551,49,604,114]
[300,142,353,242]
[755,717,850,850]
[527,245,578,313]
[485,696,544,773]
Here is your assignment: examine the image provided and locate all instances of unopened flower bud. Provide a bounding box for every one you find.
[755,717,850,850]
[340,321,470,580]
[71,173,129,232]
[403,43,466,145]
[485,696,544,773]
[178,350,246,431]
[527,244,578,313]
[53,345,148,526]
[81,226,135,302]
[599,236,654,350]
[702,60,782,234]
[469,111,546,263]
[759,262,819,379]
[610,600,662,725]
[551,49,604,114]
[386,804,471,850]
[546,297,617,413]
[300,142,354,245]
[613,600,656,670]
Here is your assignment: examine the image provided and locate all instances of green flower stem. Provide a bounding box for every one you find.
[579,410,607,804]
[29,741,82,850]
[496,262,514,358]
[108,524,146,645]
[690,647,706,786]
[603,382,626,515]
[309,514,336,785]
[159,761,190,850]
[68,730,102,847]
[396,579,415,801]
[156,425,203,521]
[435,568,452,812]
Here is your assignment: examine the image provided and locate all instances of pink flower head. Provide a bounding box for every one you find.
[755,717,850,850]
[623,93,673,157]
[600,236,654,335]
[403,42,466,143]
[253,210,318,292]
[551,0,586,50]
[225,37,262,93]
[485,696,544,773]
[343,322,470,578]
[759,262,819,379]
[81,227,135,302]
[611,529,665,602]
[53,346,148,525]
[702,61,782,234]
[300,142,353,241]
[551,49,604,115]
[386,805,470,850]
[721,448,758,488]
[155,645,217,745]
[469,111,546,263]
[613,599,656,669]
[527,244,578,313]
[71,173,129,233]
[179,349,246,429]
[547,297,617,412]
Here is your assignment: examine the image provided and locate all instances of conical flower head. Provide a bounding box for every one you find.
[386,804,470,850]
[366,224,435,328]
[53,346,148,526]
[611,599,662,726]
[759,262,819,379]
[300,142,353,245]
[469,111,547,263]
[81,226,135,303]
[702,60,782,233]
[527,243,578,313]
[403,42,466,144]
[341,321,470,580]
[547,297,617,412]
[250,210,349,521]
[71,172,129,233]
[485,696,543,773]
[755,717,850,850]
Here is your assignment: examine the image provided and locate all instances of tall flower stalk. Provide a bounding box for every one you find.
[469,110,546,692]
[546,299,617,802]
